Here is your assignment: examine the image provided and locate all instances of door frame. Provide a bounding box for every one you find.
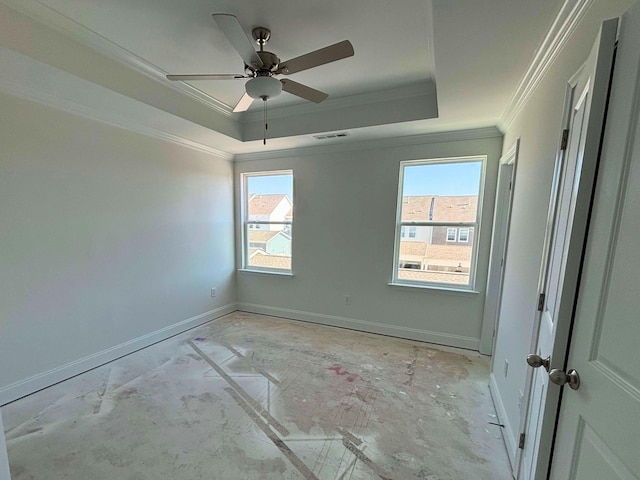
[480,139,519,355]
[0,410,10,479]
[516,76,578,480]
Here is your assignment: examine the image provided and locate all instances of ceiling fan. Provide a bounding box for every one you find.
[166,14,354,115]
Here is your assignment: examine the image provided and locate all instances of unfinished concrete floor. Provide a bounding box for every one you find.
[3,312,512,479]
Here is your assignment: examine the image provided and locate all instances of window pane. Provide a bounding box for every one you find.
[247,223,292,270]
[247,174,293,219]
[401,162,481,221]
[245,172,293,271]
[395,158,483,288]
[397,227,474,285]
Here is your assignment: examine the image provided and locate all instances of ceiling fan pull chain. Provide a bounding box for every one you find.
[263,98,268,145]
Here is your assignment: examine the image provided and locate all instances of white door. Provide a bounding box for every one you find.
[518,18,618,480]
[549,3,640,478]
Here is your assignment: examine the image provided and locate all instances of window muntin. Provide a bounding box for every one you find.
[242,171,293,273]
[393,157,484,289]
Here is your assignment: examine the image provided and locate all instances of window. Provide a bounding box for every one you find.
[393,156,484,289]
[242,170,293,273]
[401,226,406,238]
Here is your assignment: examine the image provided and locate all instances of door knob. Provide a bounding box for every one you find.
[548,368,580,390]
[526,354,551,372]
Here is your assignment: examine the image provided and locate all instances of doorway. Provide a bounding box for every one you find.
[481,139,519,356]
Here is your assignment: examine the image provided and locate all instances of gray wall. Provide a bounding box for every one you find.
[492,0,636,460]
[0,93,236,404]
[235,134,502,349]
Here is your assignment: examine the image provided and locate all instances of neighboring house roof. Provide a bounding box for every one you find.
[401,196,435,222]
[401,195,478,222]
[431,195,477,222]
[249,253,291,270]
[248,194,290,216]
[248,230,285,243]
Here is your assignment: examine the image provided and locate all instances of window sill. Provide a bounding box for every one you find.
[387,282,480,295]
[238,268,294,277]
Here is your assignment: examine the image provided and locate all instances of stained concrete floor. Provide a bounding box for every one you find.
[2,312,512,480]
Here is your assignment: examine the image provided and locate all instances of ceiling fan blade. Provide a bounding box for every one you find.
[233,92,254,112]
[278,40,354,75]
[166,74,247,81]
[212,14,263,69]
[280,79,328,103]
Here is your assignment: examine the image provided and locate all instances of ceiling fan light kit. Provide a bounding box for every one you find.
[166,13,354,145]
[245,76,282,100]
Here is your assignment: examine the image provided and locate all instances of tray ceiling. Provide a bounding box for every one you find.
[0,0,563,154]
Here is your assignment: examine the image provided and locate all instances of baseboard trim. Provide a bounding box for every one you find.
[0,303,237,406]
[237,303,480,350]
[489,373,518,471]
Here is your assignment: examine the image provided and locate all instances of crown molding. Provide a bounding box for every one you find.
[498,0,595,131]
[0,65,233,161]
[233,126,501,162]
[0,0,235,118]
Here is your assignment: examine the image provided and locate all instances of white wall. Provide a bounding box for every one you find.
[235,133,502,349]
[0,92,236,405]
[491,0,636,461]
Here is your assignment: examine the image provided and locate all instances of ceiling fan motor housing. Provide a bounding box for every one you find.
[258,51,280,71]
[245,50,280,75]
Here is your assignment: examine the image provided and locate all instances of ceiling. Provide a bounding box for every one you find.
[0,0,563,155]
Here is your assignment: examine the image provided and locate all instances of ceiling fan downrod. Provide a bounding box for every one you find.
[252,27,271,52]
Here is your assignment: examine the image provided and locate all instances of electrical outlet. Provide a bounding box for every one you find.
[211,287,217,298]
[344,295,351,305]
[504,359,509,377]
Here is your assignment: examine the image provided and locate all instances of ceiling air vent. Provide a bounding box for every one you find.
[313,132,350,140]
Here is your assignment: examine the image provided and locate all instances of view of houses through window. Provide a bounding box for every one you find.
[243,171,293,272]
[394,157,484,288]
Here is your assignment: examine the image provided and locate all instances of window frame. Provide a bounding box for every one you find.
[446,227,457,242]
[240,170,294,274]
[458,227,470,243]
[392,156,486,291]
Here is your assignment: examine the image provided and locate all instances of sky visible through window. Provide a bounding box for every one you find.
[248,174,293,199]
[246,161,481,199]
[403,161,482,196]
